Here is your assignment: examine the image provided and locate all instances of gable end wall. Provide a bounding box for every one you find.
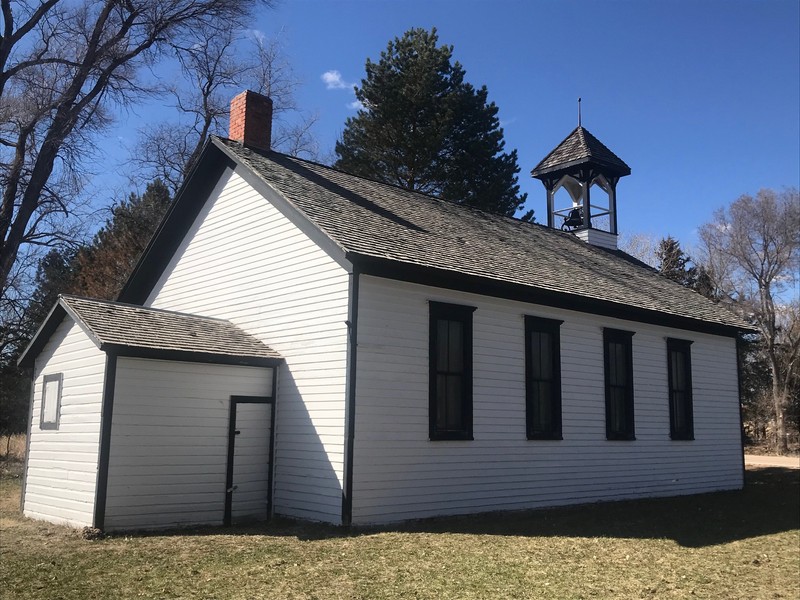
[24,317,106,527]
[145,168,351,524]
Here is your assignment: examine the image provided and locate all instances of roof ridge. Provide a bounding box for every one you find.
[60,294,232,324]
[210,136,749,334]
[217,136,652,266]
[213,136,538,228]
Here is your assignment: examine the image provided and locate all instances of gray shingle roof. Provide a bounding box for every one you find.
[213,138,749,333]
[60,295,281,360]
[531,126,631,177]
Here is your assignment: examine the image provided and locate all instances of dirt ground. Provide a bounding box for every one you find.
[744,454,800,469]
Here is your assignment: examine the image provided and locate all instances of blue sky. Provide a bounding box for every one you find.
[109,0,799,251]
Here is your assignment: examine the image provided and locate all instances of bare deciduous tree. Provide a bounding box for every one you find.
[698,188,800,453]
[133,30,320,195]
[0,0,271,294]
[248,34,320,159]
[619,231,660,268]
[133,25,250,192]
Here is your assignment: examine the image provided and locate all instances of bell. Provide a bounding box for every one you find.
[562,207,584,230]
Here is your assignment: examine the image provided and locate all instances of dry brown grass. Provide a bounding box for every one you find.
[0,434,25,478]
[1,466,798,599]
[0,433,26,459]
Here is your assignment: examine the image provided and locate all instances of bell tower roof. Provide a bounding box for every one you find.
[531,126,631,179]
[532,123,631,250]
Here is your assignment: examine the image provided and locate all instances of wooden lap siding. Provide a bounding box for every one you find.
[24,318,106,527]
[145,169,350,524]
[352,276,742,524]
[104,358,272,531]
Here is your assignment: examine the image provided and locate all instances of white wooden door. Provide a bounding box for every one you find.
[229,401,272,523]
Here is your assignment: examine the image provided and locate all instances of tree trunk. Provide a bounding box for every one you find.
[772,375,788,455]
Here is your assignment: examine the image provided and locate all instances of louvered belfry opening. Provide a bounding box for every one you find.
[532,126,631,250]
[229,90,273,151]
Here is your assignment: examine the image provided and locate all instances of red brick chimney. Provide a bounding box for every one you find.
[229,90,273,151]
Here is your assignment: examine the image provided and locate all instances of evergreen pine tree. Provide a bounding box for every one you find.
[335,28,531,220]
[656,235,718,301]
[656,236,694,285]
[72,180,171,300]
[25,248,79,334]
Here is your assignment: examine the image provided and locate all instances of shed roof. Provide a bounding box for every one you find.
[18,295,281,368]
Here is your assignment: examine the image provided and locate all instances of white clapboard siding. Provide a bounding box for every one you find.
[352,276,743,524]
[103,358,272,531]
[24,317,106,527]
[146,169,350,524]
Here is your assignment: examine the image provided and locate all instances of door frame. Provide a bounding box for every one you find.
[224,390,276,526]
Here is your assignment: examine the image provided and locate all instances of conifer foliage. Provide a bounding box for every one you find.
[335,28,530,220]
[656,235,717,300]
[71,180,172,301]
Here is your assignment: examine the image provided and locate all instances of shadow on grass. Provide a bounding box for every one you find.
[106,466,799,549]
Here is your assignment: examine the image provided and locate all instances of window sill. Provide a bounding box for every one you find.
[429,432,474,441]
[527,433,563,441]
[606,434,636,441]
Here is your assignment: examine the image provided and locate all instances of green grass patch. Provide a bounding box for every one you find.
[1,468,798,599]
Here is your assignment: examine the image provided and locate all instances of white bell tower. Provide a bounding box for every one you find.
[532,115,631,250]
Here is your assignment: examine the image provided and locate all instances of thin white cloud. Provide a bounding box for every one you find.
[322,70,350,90]
[347,99,364,110]
[247,29,266,44]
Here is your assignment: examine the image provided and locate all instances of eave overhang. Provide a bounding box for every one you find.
[347,253,754,339]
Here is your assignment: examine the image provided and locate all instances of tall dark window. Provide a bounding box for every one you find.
[525,316,563,440]
[429,302,475,440]
[604,328,635,440]
[667,338,694,440]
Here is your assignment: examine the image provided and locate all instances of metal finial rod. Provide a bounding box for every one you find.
[578,97,582,127]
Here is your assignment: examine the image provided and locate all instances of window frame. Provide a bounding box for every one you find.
[667,338,695,440]
[40,373,63,430]
[429,301,475,441]
[603,328,636,441]
[525,315,564,440]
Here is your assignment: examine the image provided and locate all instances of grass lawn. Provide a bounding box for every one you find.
[1,466,798,600]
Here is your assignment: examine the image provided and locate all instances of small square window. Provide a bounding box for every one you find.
[40,373,63,430]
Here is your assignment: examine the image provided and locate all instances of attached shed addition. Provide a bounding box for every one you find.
[18,295,282,531]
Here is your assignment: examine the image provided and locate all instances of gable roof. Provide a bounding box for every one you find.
[18,295,281,368]
[121,137,751,337]
[531,126,631,178]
